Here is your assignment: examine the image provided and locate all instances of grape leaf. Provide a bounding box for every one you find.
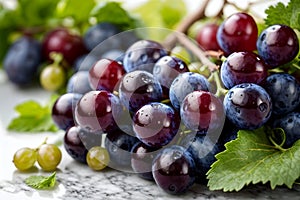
[7,99,58,132]
[207,127,300,192]
[25,172,57,189]
[265,0,300,30]
[91,2,138,31]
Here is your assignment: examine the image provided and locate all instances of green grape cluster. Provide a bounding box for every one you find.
[13,140,62,172]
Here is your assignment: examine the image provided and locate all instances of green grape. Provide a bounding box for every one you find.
[37,144,62,171]
[170,45,191,64]
[13,147,37,171]
[86,146,110,171]
[40,64,66,91]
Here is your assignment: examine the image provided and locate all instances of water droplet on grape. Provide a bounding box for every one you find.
[258,102,268,112]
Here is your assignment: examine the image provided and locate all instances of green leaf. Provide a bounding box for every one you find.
[265,0,300,30]
[25,172,57,190]
[132,0,186,40]
[207,127,300,192]
[91,2,137,31]
[7,98,58,132]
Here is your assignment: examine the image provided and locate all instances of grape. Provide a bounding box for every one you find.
[216,118,239,151]
[74,90,122,133]
[169,72,210,110]
[118,70,163,114]
[77,128,103,150]
[133,102,180,148]
[64,126,89,163]
[152,145,196,194]
[74,54,99,72]
[123,40,168,73]
[42,28,87,66]
[83,22,121,51]
[153,56,189,98]
[257,24,299,68]
[37,144,62,171]
[131,141,159,181]
[52,93,82,130]
[89,58,125,92]
[170,46,192,64]
[196,23,220,51]
[220,51,268,89]
[263,73,300,115]
[13,147,37,171]
[180,91,225,136]
[40,64,66,91]
[273,112,300,148]
[224,83,272,130]
[105,127,139,170]
[217,12,258,55]
[180,133,221,183]
[67,71,92,94]
[4,36,42,85]
[86,146,110,171]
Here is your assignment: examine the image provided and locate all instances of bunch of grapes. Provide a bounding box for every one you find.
[8,4,300,195]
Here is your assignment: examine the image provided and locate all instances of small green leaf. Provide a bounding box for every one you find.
[25,172,57,190]
[7,97,58,132]
[207,127,300,192]
[265,0,300,30]
[91,2,138,31]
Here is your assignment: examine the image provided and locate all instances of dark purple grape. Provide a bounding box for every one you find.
[273,112,300,148]
[217,12,258,55]
[4,36,42,85]
[216,118,239,151]
[133,102,180,148]
[220,51,268,89]
[224,83,272,130]
[196,23,220,51]
[153,56,189,98]
[179,133,221,183]
[152,145,196,194]
[263,73,300,115]
[180,91,225,137]
[118,70,163,114]
[131,141,160,181]
[105,128,139,171]
[64,126,89,163]
[83,22,121,51]
[169,72,210,110]
[77,127,103,150]
[89,58,125,92]
[123,40,168,73]
[257,24,299,68]
[74,90,122,133]
[67,71,92,94]
[52,93,82,130]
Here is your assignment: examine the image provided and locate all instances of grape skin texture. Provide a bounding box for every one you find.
[13,147,37,171]
[52,93,82,130]
[169,72,210,111]
[152,145,196,194]
[74,90,122,133]
[257,24,299,68]
[133,102,180,148]
[273,112,300,148]
[4,36,41,85]
[37,144,62,171]
[263,73,300,115]
[118,70,163,114]
[86,146,110,171]
[196,23,220,51]
[64,126,88,163]
[123,40,168,73]
[224,83,272,130]
[217,12,258,55]
[220,51,268,89]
